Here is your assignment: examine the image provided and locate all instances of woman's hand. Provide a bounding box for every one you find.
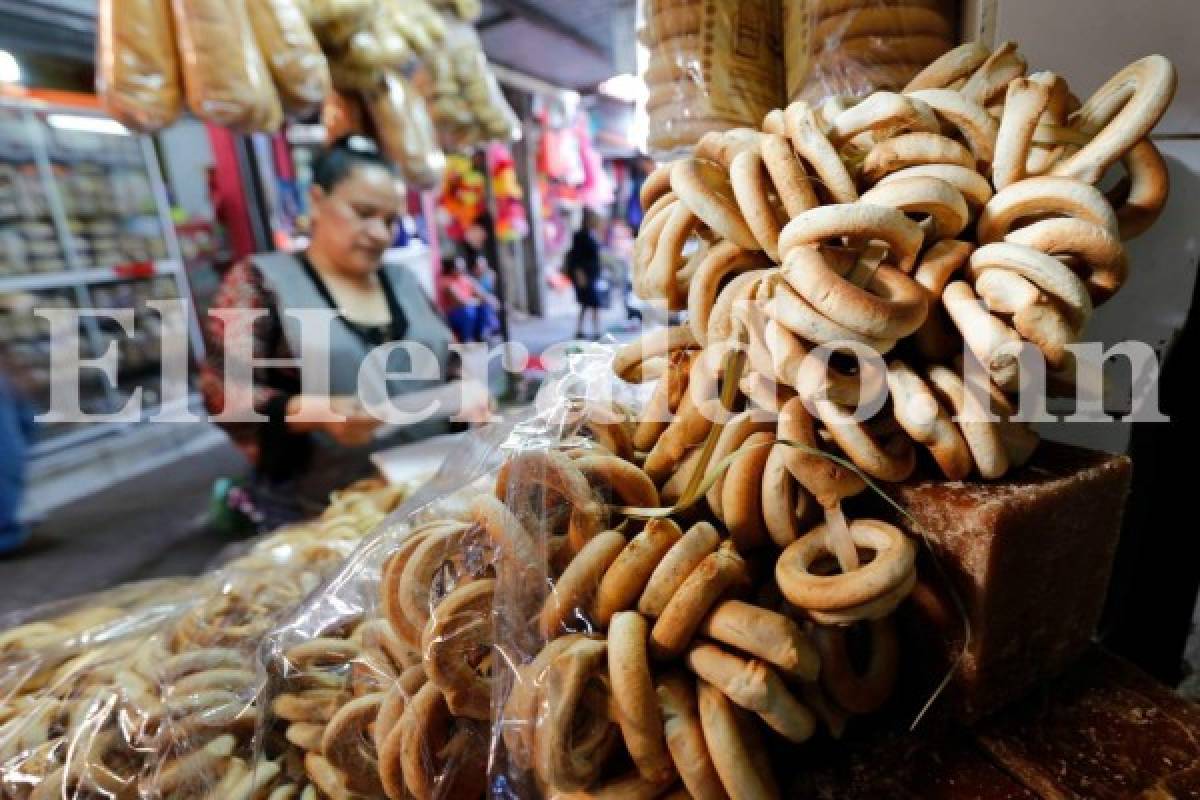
[287,395,383,446]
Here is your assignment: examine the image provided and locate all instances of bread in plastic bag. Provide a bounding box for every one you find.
[794,0,959,103]
[246,0,332,118]
[302,0,371,48]
[639,0,785,158]
[171,0,284,132]
[364,71,447,190]
[96,0,183,133]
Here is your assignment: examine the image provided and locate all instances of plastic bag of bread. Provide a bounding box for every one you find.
[303,0,371,47]
[246,0,332,118]
[788,0,959,103]
[96,0,183,132]
[443,16,521,143]
[171,0,284,132]
[364,71,447,190]
[638,0,785,158]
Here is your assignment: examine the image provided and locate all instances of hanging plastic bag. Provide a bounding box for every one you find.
[246,0,332,118]
[96,0,183,132]
[638,0,785,158]
[171,0,284,132]
[790,0,959,103]
[364,71,447,190]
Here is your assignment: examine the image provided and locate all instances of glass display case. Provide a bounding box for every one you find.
[0,97,202,455]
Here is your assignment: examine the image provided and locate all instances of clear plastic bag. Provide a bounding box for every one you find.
[96,0,184,133]
[246,0,332,118]
[171,0,284,132]
[638,0,785,158]
[793,0,959,103]
[364,71,447,191]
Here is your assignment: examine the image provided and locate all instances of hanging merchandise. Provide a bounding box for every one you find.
[439,154,486,242]
[97,0,184,133]
[487,142,528,243]
[573,115,615,212]
[171,0,284,132]
[429,0,483,23]
[247,0,333,118]
[364,72,447,190]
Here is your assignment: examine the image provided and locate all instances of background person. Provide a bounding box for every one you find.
[439,255,498,343]
[201,137,457,529]
[565,210,608,339]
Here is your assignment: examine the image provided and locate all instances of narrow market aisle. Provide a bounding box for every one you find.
[0,433,247,616]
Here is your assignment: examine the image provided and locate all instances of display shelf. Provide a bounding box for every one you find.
[0,260,184,293]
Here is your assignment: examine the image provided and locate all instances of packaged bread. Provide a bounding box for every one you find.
[638,0,785,157]
[171,0,284,132]
[364,71,446,190]
[303,0,371,47]
[246,0,332,118]
[97,0,183,132]
[790,0,958,102]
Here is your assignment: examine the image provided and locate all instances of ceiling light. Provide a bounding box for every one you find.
[0,51,20,84]
[597,73,647,104]
[46,114,130,136]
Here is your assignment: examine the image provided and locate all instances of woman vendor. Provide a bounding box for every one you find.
[201,138,461,527]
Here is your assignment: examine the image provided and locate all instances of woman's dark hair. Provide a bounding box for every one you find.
[312,136,396,192]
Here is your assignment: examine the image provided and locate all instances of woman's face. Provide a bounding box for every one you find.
[310,165,404,276]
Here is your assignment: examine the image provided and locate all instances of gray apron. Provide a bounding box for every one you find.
[252,252,453,513]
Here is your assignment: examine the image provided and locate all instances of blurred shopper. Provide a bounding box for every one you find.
[0,362,34,554]
[201,138,458,529]
[470,255,501,341]
[566,210,608,339]
[440,255,499,343]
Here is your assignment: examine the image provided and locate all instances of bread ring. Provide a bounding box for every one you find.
[886,359,973,480]
[688,241,772,344]
[941,281,1023,391]
[992,73,1055,189]
[838,33,953,66]
[778,203,924,271]
[704,409,775,518]
[535,636,619,792]
[640,164,674,211]
[396,525,473,636]
[861,174,970,241]
[784,102,859,203]
[608,612,674,782]
[777,395,864,507]
[1003,217,1127,304]
[760,132,821,217]
[977,175,1118,243]
[639,522,721,618]
[575,454,659,516]
[500,635,583,773]
[1052,55,1176,184]
[643,358,716,483]
[1107,137,1169,240]
[685,643,815,742]
[695,128,762,169]
[719,431,776,551]
[380,530,441,649]
[699,599,820,681]
[596,519,683,628]
[634,349,697,452]
[706,268,768,345]
[814,617,900,714]
[905,40,991,92]
[760,311,889,405]
[320,693,384,794]
[730,149,788,261]
[961,41,1027,107]
[814,398,916,483]
[399,682,488,799]
[697,679,781,800]
[968,241,1093,331]
[647,201,700,311]
[634,198,676,301]
[762,441,814,548]
[615,325,698,384]
[540,531,627,638]
[671,158,758,250]
[651,543,746,660]
[495,451,605,554]
[880,164,994,217]
[374,666,425,762]
[826,91,939,147]
[156,734,236,795]
[422,579,493,720]
[906,88,998,166]
[776,518,916,613]
[643,190,678,231]
[814,5,952,40]
[656,672,725,800]
[862,132,976,184]
[360,618,418,675]
[925,364,1010,479]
